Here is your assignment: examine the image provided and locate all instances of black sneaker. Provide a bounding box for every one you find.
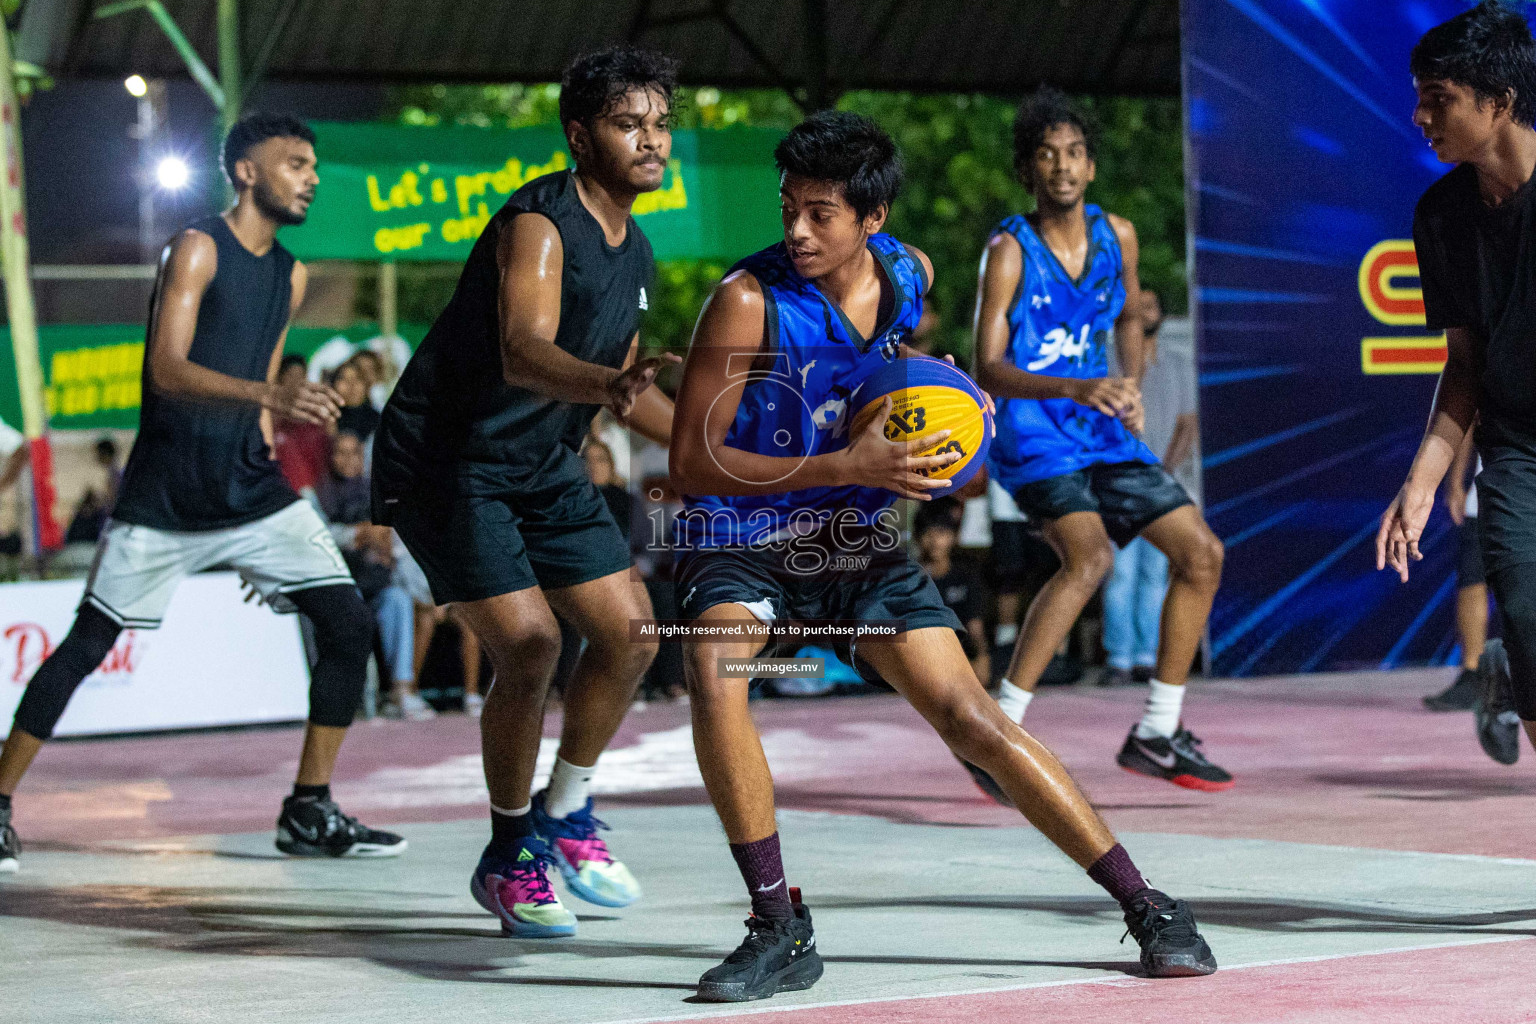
[1131,666,1155,684]
[1475,639,1521,766]
[1424,669,1480,711]
[1123,888,1217,977]
[956,755,1014,807]
[1100,667,1137,688]
[698,897,823,1002]
[1117,727,1234,792]
[275,796,408,858]
[0,806,18,874]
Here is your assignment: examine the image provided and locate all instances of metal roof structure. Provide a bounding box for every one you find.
[18,1,1181,108]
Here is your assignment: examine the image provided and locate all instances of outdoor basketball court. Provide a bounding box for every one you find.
[5,671,1533,1023]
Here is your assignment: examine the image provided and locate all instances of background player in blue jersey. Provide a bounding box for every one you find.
[669,111,1217,1003]
[972,88,1232,792]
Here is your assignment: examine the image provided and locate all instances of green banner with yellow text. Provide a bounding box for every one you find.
[282,121,784,263]
[0,324,428,432]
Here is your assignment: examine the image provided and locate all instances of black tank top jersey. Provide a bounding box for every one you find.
[113,215,299,531]
[373,171,654,507]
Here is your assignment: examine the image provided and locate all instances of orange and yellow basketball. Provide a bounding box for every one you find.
[848,356,993,489]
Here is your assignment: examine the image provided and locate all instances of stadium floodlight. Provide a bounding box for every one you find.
[155,156,190,191]
[124,75,148,98]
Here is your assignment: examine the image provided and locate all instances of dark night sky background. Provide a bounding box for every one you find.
[22,77,385,265]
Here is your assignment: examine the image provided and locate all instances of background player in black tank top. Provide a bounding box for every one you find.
[0,114,403,873]
[1380,4,1536,765]
[374,49,677,936]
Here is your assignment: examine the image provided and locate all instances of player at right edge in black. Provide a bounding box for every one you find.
[1379,2,1536,765]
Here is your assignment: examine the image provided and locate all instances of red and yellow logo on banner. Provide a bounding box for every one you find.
[1358,240,1445,374]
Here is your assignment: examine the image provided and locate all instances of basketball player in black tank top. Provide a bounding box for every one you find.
[0,114,403,875]
[374,49,677,936]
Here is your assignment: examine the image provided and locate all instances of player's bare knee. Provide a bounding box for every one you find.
[1064,544,1115,591]
[1176,533,1225,592]
[933,696,1005,763]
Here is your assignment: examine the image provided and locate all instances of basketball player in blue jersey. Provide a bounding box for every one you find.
[669,111,1217,1002]
[971,88,1232,795]
[0,114,404,873]
[374,49,676,938]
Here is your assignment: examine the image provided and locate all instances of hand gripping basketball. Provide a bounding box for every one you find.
[844,395,960,500]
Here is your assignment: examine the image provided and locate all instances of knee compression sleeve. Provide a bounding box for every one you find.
[12,604,123,739]
[1490,566,1536,721]
[287,584,373,729]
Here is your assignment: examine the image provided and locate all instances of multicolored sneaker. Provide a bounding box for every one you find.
[470,835,577,938]
[532,792,642,908]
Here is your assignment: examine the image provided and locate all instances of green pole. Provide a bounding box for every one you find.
[217,0,241,129]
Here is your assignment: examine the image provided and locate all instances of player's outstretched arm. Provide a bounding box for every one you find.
[618,332,677,446]
[971,233,1137,420]
[1377,325,1480,581]
[146,232,341,425]
[669,272,959,499]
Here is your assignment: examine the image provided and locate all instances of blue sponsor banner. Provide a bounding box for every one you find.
[1184,1,1524,674]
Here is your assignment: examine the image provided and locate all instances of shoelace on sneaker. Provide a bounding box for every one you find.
[306,799,362,841]
[1170,729,1214,767]
[724,916,791,964]
[1121,893,1199,945]
[557,811,616,866]
[505,848,560,905]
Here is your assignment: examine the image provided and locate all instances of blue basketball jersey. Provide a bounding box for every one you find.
[677,234,926,548]
[987,206,1156,491]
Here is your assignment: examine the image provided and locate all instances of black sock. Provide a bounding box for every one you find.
[0,793,10,811]
[291,783,330,802]
[491,806,535,846]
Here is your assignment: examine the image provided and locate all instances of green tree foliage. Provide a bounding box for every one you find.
[377,85,1186,357]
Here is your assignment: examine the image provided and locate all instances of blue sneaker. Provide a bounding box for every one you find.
[532,792,642,908]
[469,834,577,937]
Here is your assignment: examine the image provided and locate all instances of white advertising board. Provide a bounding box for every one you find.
[0,572,311,737]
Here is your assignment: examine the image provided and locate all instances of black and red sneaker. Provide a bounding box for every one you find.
[1117,727,1234,792]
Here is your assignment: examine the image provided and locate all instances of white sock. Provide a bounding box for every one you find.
[995,623,1019,647]
[996,679,1034,723]
[545,756,597,818]
[1135,679,1185,739]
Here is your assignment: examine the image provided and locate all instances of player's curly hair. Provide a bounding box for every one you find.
[222,112,315,181]
[773,111,904,220]
[1412,1,1536,126]
[1012,86,1098,186]
[559,46,678,128]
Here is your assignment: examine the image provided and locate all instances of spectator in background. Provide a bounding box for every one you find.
[330,359,375,438]
[348,349,387,410]
[330,358,381,445]
[1101,286,1198,686]
[65,437,124,545]
[271,353,329,494]
[316,430,431,721]
[915,497,991,683]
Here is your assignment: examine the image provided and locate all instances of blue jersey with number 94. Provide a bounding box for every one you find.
[987,206,1157,491]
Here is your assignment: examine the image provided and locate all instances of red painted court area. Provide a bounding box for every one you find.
[17,667,1536,859]
[11,667,1536,1024]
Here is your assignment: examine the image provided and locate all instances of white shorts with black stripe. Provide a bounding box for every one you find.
[83,499,355,629]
